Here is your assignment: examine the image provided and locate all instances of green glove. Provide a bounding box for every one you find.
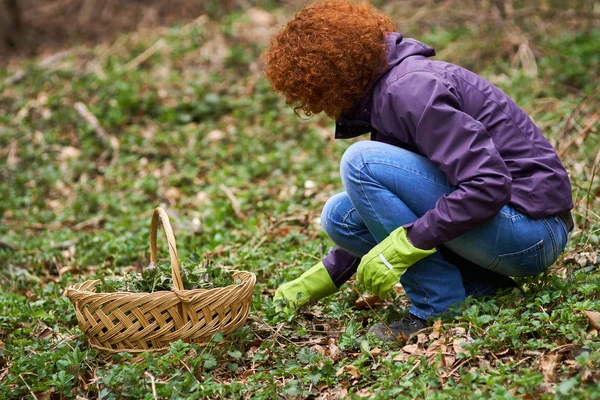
[274,262,338,308]
[358,227,436,299]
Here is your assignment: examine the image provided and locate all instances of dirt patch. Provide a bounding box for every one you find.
[0,0,219,62]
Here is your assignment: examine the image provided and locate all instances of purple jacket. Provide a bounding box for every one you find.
[324,33,572,283]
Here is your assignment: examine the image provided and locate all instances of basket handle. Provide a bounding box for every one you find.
[149,207,184,291]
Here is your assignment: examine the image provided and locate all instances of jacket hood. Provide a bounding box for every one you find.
[335,33,436,139]
[383,33,436,75]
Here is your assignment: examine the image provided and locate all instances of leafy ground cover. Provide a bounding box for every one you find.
[1,2,599,399]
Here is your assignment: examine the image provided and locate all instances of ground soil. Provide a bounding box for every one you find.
[0,0,216,62]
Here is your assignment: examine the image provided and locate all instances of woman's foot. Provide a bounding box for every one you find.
[368,313,428,342]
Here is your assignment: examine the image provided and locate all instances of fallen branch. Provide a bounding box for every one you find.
[124,38,166,71]
[557,84,600,152]
[584,148,600,230]
[3,50,72,86]
[72,214,106,231]
[219,183,243,219]
[144,371,158,400]
[74,102,119,166]
[558,108,600,158]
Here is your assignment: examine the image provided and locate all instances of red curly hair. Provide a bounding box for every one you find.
[263,0,396,119]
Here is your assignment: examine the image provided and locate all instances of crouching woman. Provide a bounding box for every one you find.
[263,0,573,339]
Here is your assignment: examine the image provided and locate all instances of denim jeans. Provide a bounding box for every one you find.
[321,141,570,319]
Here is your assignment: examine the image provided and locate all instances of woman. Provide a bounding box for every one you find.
[264,0,573,340]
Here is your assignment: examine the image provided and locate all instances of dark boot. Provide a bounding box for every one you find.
[368,313,428,342]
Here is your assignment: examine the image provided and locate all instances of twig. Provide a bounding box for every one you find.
[144,371,158,400]
[0,241,16,251]
[298,251,321,261]
[447,358,470,377]
[557,84,600,152]
[0,219,63,230]
[250,315,295,346]
[558,109,600,158]
[18,374,37,400]
[73,102,119,166]
[219,184,243,219]
[124,38,166,71]
[3,50,72,86]
[584,148,600,230]
[73,214,106,231]
[73,102,108,142]
[252,235,268,251]
[347,283,405,345]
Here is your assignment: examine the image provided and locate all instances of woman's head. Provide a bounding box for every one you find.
[263,0,395,119]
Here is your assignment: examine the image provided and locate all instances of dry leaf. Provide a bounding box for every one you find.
[329,339,341,362]
[335,365,361,379]
[35,391,52,400]
[426,339,443,359]
[354,294,382,309]
[392,284,406,295]
[564,250,598,267]
[431,319,442,339]
[240,369,254,380]
[584,310,600,330]
[392,352,409,362]
[541,354,558,383]
[444,355,456,368]
[369,347,382,356]
[355,388,374,398]
[313,345,327,356]
[453,338,467,355]
[450,327,466,336]
[402,344,424,356]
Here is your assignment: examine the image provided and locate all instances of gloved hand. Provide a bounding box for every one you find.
[274,261,338,308]
[358,227,436,299]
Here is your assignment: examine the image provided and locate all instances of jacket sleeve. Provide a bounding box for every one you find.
[381,72,512,249]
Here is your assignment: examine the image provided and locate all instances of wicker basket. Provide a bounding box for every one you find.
[65,207,256,354]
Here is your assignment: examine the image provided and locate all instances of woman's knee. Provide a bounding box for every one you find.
[340,141,418,182]
[340,141,377,179]
[321,192,352,237]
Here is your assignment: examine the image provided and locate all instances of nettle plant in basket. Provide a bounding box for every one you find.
[65,207,256,355]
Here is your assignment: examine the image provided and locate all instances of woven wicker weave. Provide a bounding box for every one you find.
[66,207,256,354]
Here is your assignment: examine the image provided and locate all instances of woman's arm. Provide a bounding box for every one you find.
[380,72,512,249]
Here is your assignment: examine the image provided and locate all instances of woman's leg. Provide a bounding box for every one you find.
[338,141,569,318]
[322,191,518,297]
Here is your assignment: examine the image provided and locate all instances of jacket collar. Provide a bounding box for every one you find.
[335,94,373,139]
[335,33,436,139]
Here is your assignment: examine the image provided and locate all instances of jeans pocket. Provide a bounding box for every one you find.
[487,240,547,277]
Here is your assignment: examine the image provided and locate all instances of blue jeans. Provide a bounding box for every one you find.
[321,141,570,319]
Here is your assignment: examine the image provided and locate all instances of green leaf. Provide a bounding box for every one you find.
[297,348,315,365]
[203,354,218,370]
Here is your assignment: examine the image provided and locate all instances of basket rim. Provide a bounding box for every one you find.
[65,270,256,297]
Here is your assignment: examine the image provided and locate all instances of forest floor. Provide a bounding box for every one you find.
[1,1,600,399]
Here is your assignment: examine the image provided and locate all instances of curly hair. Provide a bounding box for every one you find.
[263,0,396,119]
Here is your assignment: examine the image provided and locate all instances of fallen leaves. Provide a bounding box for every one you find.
[541,354,558,383]
[335,364,361,379]
[354,294,382,310]
[584,310,600,330]
[563,245,599,268]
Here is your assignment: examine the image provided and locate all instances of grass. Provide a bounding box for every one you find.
[0,2,599,399]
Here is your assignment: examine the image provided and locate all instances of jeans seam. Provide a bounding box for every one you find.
[357,160,452,190]
[542,218,558,260]
[341,207,376,248]
[356,163,388,238]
